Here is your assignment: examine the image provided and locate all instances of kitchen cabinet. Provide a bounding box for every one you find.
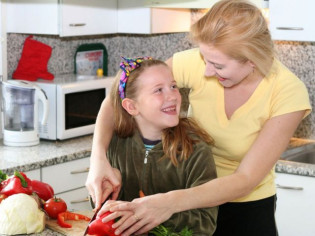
[275,173,315,236]
[57,187,91,211]
[40,157,90,211]
[144,0,217,9]
[145,0,267,8]
[24,168,41,181]
[269,0,315,42]
[117,0,191,34]
[7,0,191,35]
[6,0,117,37]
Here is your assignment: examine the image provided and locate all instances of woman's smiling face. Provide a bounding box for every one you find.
[199,43,255,88]
[132,64,181,139]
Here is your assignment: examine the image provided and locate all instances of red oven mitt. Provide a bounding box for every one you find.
[12,35,54,81]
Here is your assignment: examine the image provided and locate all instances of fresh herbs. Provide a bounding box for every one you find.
[149,225,193,236]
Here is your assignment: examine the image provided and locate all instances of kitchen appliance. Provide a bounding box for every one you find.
[1,80,49,146]
[34,74,114,140]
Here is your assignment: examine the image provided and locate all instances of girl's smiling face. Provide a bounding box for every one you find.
[131,64,181,140]
[199,43,255,88]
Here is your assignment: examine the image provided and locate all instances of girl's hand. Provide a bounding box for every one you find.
[85,157,121,210]
[102,193,174,236]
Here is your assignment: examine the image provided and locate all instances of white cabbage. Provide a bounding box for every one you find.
[0,193,45,235]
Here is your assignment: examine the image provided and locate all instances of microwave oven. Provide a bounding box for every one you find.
[35,74,115,140]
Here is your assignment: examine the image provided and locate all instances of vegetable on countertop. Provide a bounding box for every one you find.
[0,171,32,196]
[87,211,119,236]
[57,211,90,228]
[149,225,193,236]
[0,170,8,183]
[44,196,67,219]
[0,193,45,235]
[31,179,54,201]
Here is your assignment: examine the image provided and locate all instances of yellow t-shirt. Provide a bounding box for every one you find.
[173,48,311,202]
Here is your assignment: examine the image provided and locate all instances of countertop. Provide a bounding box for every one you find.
[0,135,93,175]
[1,136,315,236]
[1,136,315,177]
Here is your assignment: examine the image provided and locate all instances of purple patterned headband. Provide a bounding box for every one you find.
[119,56,152,99]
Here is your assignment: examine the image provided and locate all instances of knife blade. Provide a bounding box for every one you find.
[83,195,105,236]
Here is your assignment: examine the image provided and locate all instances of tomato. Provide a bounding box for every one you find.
[44,197,67,219]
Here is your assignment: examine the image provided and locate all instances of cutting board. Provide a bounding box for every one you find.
[46,211,94,236]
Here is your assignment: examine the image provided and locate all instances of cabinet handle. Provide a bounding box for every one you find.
[276,27,304,31]
[69,23,86,27]
[276,184,303,191]
[70,197,89,204]
[70,167,89,174]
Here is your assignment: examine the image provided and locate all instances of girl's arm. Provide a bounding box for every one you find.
[104,110,306,236]
[85,96,121,210]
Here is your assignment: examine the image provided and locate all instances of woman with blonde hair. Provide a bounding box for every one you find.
[86,1,311,235]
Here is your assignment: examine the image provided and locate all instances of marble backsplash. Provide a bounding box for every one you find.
[6,33,315,139]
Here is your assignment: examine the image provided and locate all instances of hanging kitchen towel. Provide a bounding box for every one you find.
[12,36,54,81]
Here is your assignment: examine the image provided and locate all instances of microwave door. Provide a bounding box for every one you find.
[56,85,106,140]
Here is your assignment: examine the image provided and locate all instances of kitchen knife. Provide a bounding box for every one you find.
[83,195,105,236]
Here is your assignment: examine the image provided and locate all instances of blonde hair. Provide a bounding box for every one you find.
[111,59,214,166]
[191,0,274,76]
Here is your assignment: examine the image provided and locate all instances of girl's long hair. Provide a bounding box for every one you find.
[111,59,214,166]
[162,117,214,166]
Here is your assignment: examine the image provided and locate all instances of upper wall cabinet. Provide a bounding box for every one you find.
[269,0,315,42]
[144,0,218,8]
[6,0,117,37]
[144,0,267,8]
[118,0,191,34]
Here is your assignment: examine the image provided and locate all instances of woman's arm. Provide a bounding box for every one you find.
[85,96,121,210]
[104,110,306,236]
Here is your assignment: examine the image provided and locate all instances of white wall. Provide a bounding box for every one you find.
[0,0,7,79]
[0,0,7,139]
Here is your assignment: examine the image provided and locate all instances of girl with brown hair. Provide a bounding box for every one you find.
[97,57,217,235]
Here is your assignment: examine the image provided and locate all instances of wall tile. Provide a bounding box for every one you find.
[7,33,315,139]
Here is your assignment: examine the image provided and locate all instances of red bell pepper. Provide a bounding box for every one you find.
[0,171,32,196]
[57,211,90,228]
[31,179,54,201]
[87,211,119,236]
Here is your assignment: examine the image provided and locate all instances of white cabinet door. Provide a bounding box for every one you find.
[145,0,266,8]
[6,0,59,35]
[144,0,217,8]
[118,0,191,34]
[60,0,117,37]
[269,0,315,41]
[6,0,117,37]
[24,168,41,181]
[57,187,91,211]
[275,173,315,236]
[41,157,90,194]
